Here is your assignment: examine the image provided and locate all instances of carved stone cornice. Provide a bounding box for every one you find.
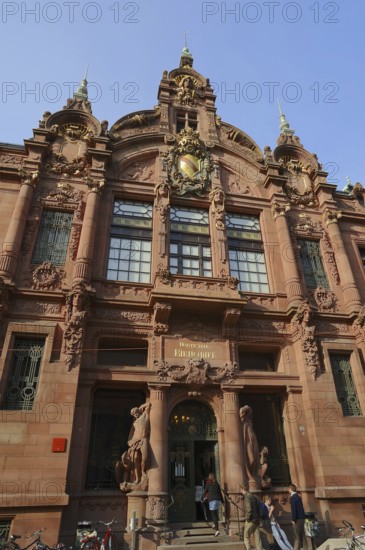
[324,208,342,226]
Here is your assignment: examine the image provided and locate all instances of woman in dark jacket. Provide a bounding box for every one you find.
[203,472,224,536]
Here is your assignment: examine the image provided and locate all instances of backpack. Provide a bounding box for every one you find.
[258,499,269,520]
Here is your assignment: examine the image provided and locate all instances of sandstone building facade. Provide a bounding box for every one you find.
[0,48,365,548]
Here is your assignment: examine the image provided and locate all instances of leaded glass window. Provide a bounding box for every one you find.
[330,354,362,416]
[107,200,152,283]
[32,210,73,265]
[2,338,45,410]
[298,239,329,289]
[170,206,212,277]
[227,213,269,293]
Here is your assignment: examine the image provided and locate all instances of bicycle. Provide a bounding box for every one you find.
[0,529,50,550]
[80,519,117,550]
[338,520,365,549]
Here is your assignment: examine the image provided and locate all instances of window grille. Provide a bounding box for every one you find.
[2,338,45,410]
[298,239,329,289]
[0,519,11,541]
[32,210,73,265]
[330,354,362,416]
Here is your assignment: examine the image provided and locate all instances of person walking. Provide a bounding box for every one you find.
[241,486,264,550]
[289,484,308,550]
[203,472,224,537]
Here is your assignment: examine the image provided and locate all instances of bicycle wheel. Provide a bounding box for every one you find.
[82,541,100,550]
[104,535,117,550]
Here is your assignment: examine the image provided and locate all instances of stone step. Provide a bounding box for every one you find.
[174,527,221,537]
[170,535,232,545]
[316,538,347,550]
[158,543,245,550]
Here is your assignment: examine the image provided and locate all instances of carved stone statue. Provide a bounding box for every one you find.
[115,402,152,492]
[259,446,271,489]
[240,405,261,490]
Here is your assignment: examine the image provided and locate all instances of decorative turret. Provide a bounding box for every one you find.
[63,69,92,114]
[180,45,193,68]
[278,101,295,137]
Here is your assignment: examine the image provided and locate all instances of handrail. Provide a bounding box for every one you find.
[222,490,245,540]
[163,494,175,543]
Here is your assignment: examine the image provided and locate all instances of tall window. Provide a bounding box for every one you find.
[2,338,45,410]
[227,213,269,292]
[298,239,329,289]
[358,247,365,269]
[32,210,73,265]
[170,206,212,277]
[107,200,152,283]
[176,111,198,132]
[330,353,362,416]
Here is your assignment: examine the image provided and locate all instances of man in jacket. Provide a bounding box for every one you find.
[289,483,308,550]
[241,487,264,550]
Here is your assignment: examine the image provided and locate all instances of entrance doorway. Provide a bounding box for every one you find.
[168,400,218,523]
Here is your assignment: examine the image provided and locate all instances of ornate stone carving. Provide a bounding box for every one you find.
[225,128,256,151]
[154,181,170,223]
[312,286,337,312]
[0,154,23,165]
[279,158,317,207]
[324,208,342,226]
[320,231,340,285]
[46,181,83,205]
[125,159,154,182]
[14,300,61,315]
[97,309,151,323]
[84,176,105,193]
[291,301,320,379]
[146,496,166,521]
[153,302,172,334]
[18,168,39,187]
[44,153,89,178]
[115,402,151,492]
[161,128,215,197]
[21,219,39,254]
[223,307,241,338]
[174,75,199,106]
[209,187,226,230]
[156,358,237,385]
[240,405,266,490]
[271,201,290,219]
[292,213,322,234]
[155,264,172,285]
[69,224,82,261]
[32,262,65,290]
[64,283,91,369]
[0,277,10,317]
[353,306,365,341]
[110,108,161,139]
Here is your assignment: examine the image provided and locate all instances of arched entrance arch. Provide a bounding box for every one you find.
[168,399,219,523]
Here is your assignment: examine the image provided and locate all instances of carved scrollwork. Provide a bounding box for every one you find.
[153,302,172,334]
[43,153,90,178]
[311,286,337,312]
[155,264,172,285]
[18,168,39,187]
[32,262,65,290]
[271,201,291,219]
[324,208,342,226]
[291,301,320,379]
[209,187,226,230]
[320,231,340,285]
[155,358,237,385]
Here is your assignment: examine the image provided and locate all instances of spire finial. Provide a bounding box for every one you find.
[74,68,89,101]
[277,101,294,135]
[180,33,193,68]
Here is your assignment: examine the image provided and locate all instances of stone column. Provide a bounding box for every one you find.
[0,169,39,280]
[271,201,304,306]
[323,208,361,314]
[73,179,104,285]
[146,384,169,526]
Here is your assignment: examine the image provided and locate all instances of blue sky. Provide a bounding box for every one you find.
[0,0,363,188]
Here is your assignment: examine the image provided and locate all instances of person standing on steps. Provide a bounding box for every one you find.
[241,486,264,550]
[203,472,224,537]
[289,484,308,550]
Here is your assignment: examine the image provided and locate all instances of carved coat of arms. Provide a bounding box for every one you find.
[162,128,215,197]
